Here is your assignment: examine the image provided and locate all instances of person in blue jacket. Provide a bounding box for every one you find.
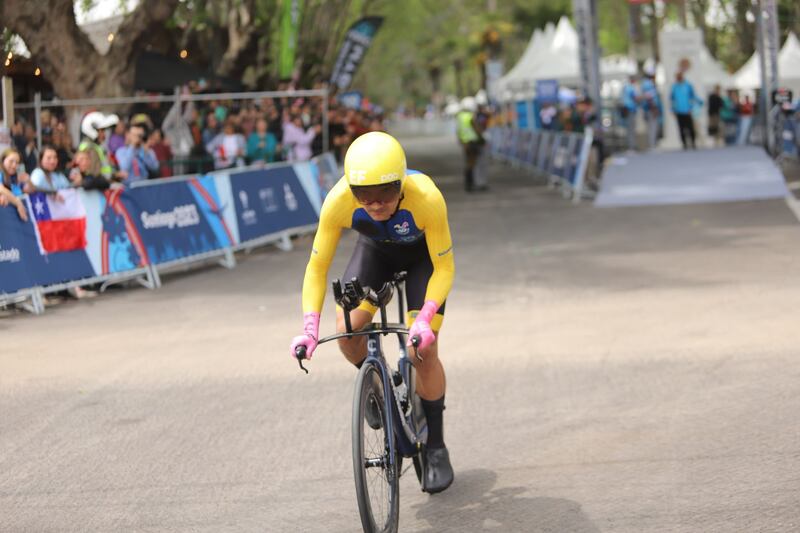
[621,75,639,150]
[670,72,703,149]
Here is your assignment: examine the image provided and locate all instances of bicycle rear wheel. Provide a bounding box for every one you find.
[353,363,399,533]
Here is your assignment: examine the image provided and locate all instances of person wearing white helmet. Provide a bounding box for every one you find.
[456,97,483,191]
[290,131,456,493]
[78,112,124,181]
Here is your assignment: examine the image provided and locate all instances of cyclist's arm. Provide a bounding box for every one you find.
[301,183,349,313]
[421,188,455,306]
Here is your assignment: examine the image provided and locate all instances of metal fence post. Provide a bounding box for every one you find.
[322,88,329,153]
[34,92,42,152]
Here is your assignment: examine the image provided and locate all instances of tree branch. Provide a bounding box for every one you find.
[0,0,100,97]
[107,0,180,67]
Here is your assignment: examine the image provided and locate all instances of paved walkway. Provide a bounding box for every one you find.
[2,137,800,532]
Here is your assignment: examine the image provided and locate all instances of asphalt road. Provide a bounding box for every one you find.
[3,137,800,532]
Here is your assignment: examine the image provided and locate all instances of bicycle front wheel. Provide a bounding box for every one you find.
[353,363,399,533]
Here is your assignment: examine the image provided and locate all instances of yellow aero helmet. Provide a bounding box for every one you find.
[345,132,407,190]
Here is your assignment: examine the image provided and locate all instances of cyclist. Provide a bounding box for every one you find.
[290,131,455,493]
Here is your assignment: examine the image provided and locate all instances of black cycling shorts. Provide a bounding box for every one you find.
[342,235,446,328]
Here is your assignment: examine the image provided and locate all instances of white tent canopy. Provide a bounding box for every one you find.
[496,17,736,102]
[493,23,555,98]
[734,32,800,94]
[527,16,582,86]
[698,46,734,88]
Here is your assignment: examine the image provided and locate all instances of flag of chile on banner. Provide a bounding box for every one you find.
[29,190,87,253]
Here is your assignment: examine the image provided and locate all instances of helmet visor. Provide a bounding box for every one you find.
[350,181,402,205]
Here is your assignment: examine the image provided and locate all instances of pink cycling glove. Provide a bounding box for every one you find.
[407,300,438,351]
[290,312,320,360]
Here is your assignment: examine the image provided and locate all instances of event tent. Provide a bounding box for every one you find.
[518,16,582,87]
[697,46,734,89]
[496,17,735,101]
[493,23,555,98]
[734,32,800,94]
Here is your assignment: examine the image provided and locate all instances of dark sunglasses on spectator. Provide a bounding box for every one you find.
[350,182,402,205]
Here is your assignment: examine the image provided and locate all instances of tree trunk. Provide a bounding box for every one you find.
[215,0,259,78]
[735,0,756,60]
[1,0,179,99]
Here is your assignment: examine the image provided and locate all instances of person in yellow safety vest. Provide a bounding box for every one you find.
[456,97,482,192]
[78,112,127,182]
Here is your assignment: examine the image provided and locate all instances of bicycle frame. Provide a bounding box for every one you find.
[314,277,425,462]
[362,327,422,460]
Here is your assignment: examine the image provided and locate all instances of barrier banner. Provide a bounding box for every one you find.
[0,199,95,294]
[85,188,149,275]
[123,176,235,264]
[310,152,340,197]
[2,161,330,297]
[292,161,324,215]
[0,205,41,293]
[230,165,318,243]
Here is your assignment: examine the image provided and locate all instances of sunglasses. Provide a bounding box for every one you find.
[350,182,402,205]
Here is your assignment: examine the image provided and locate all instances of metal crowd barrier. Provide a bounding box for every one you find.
[0,155,338,315]
[488,126,593,203]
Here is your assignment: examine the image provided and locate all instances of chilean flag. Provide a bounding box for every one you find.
[29,190,87,253]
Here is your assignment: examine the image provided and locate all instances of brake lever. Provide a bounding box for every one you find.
[295,346,309,374]
[410,335,423,362]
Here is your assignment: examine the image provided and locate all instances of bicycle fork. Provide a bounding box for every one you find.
[365,334,419,477]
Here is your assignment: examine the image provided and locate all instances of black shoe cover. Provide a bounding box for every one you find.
[423,446,454,494]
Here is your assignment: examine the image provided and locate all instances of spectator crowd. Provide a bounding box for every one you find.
[0,83,386,212]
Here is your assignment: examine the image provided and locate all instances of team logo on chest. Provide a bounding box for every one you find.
[393,221,410,235]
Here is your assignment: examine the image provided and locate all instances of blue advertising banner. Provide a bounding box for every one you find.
[536,79,559,104]
[123,178,235,264]
[1,161,327,297]
[0,200,96,294]
[0,206,40,293]
[231,165,318,243]
[83,189,149,275]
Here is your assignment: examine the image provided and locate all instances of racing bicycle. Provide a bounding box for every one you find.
[295,272,428,533]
